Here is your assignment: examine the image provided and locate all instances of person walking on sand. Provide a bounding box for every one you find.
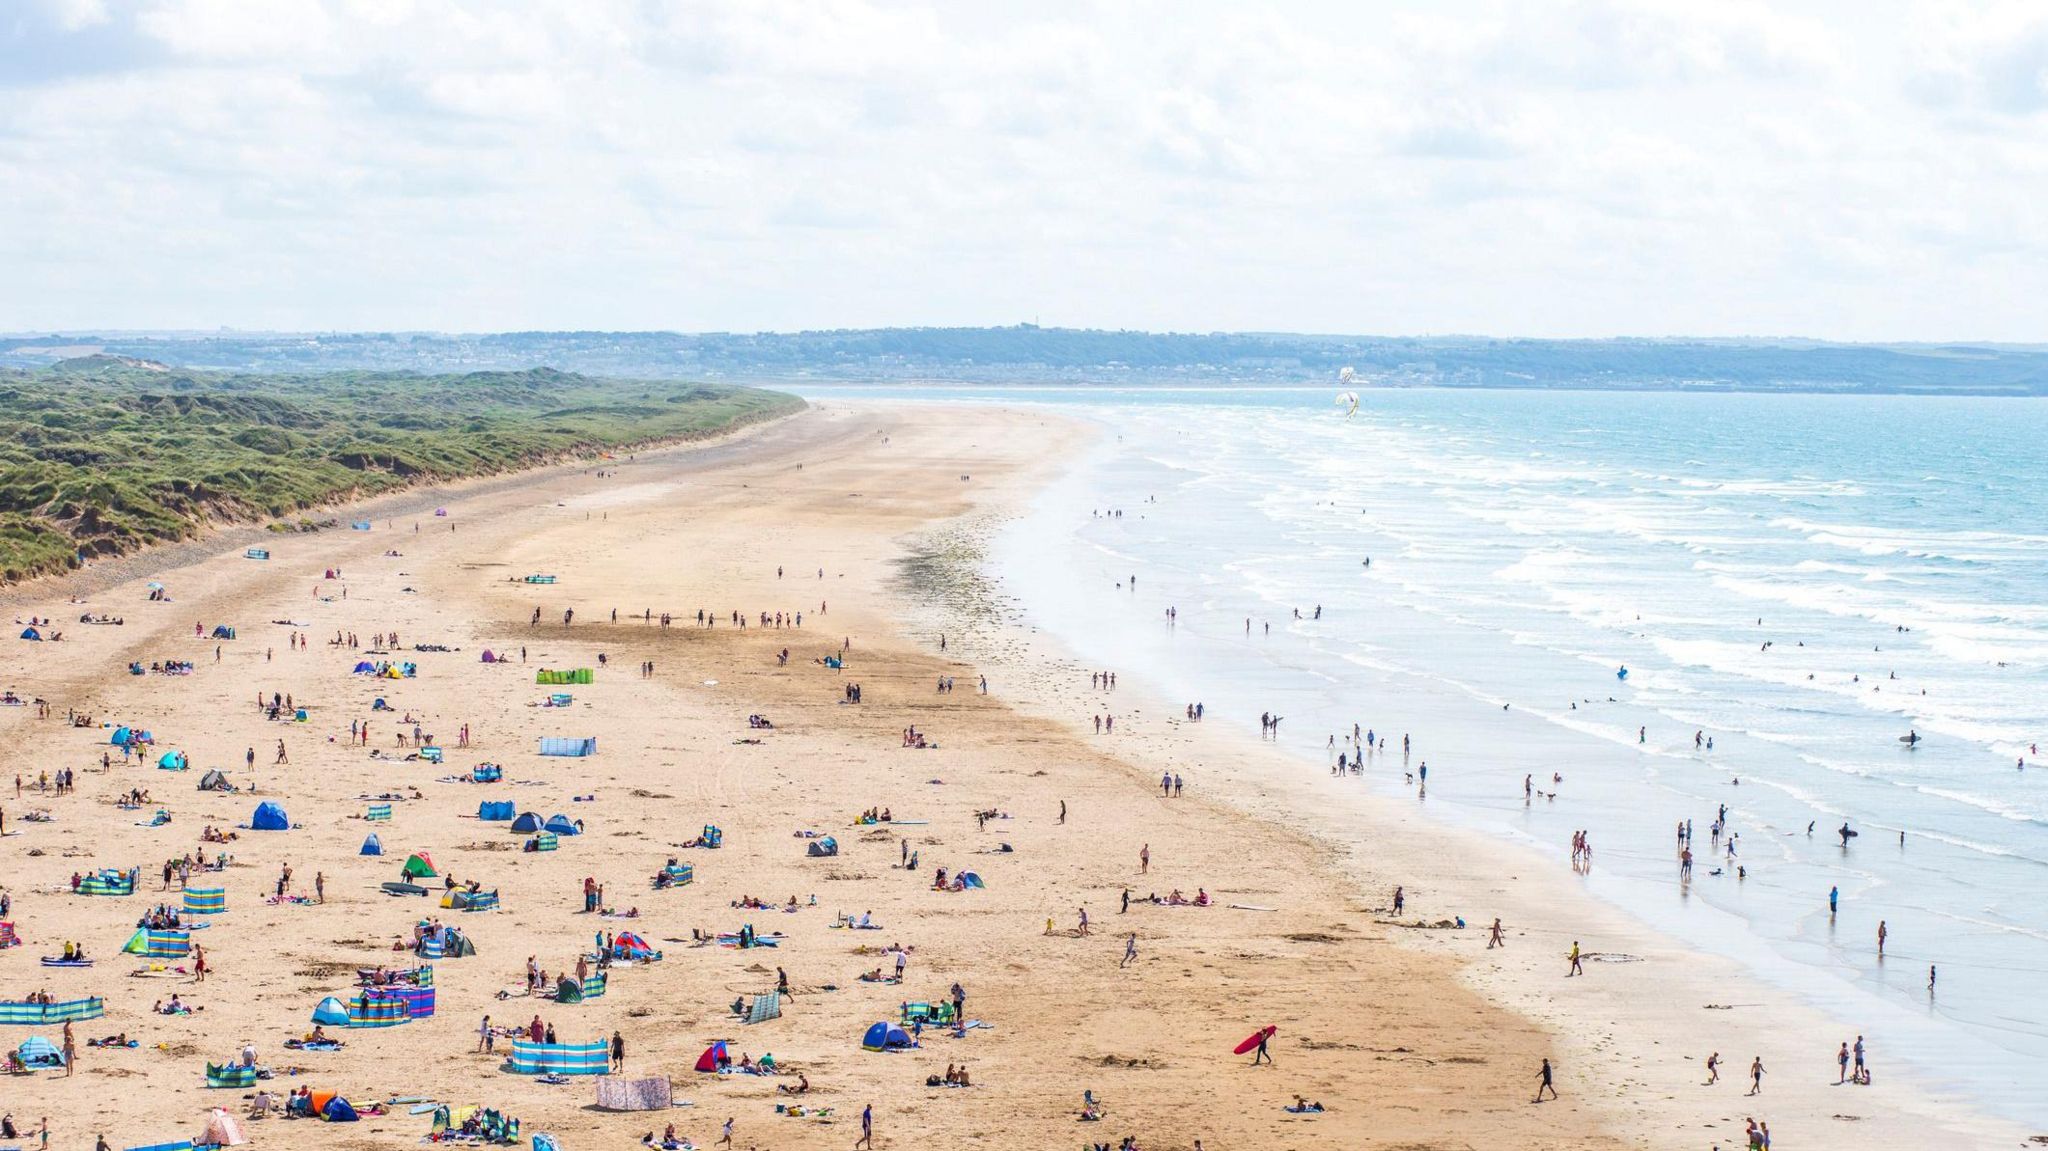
[611,1030,624,1071]
[1747,1056,1764,1095]
[857,1103,873,1148]
[274,740,289,765]
[1567,941,1583,976]
[717,1117,733,1147]
[1877,920,1887,958]
[1533,1058,1556,1102]
[1139,844,1149,874]
[1488,918,1505,948]
[477,1014,492,1054]
[1120,933,1138,968]
[1252,1029,1272,1065]
[1837,1041,1850,1084]
[61,1023,73,1077]
[1705,1051,1720,1084]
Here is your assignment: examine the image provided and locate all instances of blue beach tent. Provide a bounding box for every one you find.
[312,997,350,1026]
[17,1035,65,1066]
[510,812,543,833]
[360,833,383,856]
[861,1021,914,1051]
[250,801,289,831]
[544,814,580,836]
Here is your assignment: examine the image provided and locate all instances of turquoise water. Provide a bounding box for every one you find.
[808,385,2048,1122]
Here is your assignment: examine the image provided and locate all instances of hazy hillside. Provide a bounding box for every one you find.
[6,328,2046,394]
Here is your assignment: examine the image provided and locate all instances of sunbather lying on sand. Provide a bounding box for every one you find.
[641,1123,691,1149]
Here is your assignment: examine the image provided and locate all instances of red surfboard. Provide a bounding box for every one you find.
[1233,1025,1276,1055]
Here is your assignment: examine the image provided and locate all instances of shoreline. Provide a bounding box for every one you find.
[875,400,2028,1147]
[0,399,2018,1149]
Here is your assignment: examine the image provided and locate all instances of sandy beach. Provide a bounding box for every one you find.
[0,402,2022,1151]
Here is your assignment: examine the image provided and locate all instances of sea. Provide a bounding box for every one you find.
[803,384,2048,1124]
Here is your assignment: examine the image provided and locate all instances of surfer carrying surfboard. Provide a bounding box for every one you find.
[1237,1025,1276,1065]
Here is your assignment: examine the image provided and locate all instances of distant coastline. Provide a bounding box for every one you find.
[8,327,2048,395]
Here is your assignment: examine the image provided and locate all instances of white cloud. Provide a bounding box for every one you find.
[0,0,2043,340]
[1908,1,2048,115]
[38,0,111,32]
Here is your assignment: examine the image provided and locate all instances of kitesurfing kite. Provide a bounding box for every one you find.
[1335,367,1359,418]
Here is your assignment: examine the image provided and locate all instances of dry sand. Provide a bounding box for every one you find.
[0,402,2018,1150]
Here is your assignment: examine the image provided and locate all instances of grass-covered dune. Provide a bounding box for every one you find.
[0,358,802,582]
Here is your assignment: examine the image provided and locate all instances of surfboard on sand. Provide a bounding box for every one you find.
[1233,1025,1276,1055]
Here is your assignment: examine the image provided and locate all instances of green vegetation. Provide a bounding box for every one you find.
[0,360,802,582]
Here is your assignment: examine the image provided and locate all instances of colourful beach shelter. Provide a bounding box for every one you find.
[861,1021,913,1051]
[693,1040,727,1072]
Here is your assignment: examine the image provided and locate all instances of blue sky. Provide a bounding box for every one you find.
[3,0,2046,340]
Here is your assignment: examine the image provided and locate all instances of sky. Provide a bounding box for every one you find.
[3,0,2047,340]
